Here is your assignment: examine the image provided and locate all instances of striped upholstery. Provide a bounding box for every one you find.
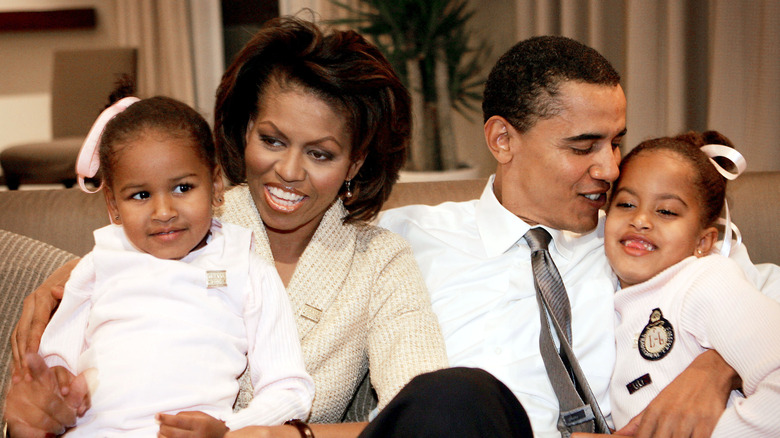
[0,230,77,419]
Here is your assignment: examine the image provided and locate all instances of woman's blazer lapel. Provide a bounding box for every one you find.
[285,200,356,339]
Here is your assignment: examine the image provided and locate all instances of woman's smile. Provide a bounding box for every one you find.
[264,184,307,212]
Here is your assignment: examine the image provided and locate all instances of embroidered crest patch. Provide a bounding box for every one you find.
[638,308,674,361]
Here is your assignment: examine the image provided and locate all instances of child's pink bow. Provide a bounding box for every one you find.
[76,96,140,193]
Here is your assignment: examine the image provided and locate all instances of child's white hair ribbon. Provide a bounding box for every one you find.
[76,96,140,193]
[700,144,747,257]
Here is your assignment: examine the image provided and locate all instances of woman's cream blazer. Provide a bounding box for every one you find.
[218,186,448,423]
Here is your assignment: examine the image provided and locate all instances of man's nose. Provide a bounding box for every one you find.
[590,146,620,182]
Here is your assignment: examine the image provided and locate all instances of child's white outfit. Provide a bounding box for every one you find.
[611,254,780,437]
[39,220,314,436]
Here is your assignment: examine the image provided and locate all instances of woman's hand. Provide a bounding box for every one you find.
[224,426,278,438]
[572,434,631,437]
[11,258,78,367]
[4,353,88,437]
[614,350,736,438]
[224,426,302,438]
[51,364,91,418]
[157,411,229,438]
[224,423,366,438]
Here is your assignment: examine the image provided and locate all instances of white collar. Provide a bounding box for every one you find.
[475,175,578,260]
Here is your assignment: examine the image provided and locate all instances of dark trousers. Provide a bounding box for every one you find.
[360,367,533,437]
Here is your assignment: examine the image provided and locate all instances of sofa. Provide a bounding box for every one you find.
[1,174,778,419]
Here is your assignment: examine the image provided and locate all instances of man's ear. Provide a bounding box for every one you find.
[484,116,514,164]
[695,226,719,257]
[212,165,226,208]
[104,186,121,225]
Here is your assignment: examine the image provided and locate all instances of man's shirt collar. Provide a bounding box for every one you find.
[476,175,578,259]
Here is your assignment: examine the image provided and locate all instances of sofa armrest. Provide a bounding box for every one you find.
[0,230,78,419]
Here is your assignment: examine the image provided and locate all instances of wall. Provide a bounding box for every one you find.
[0,0,118,161]
[451,0,517,177]
[3,1,776,179]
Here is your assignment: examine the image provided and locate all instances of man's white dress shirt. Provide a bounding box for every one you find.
[379,176,617,437]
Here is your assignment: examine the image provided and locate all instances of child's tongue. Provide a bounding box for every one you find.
[624,239,655,251]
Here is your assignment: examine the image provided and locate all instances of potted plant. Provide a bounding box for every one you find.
[331,0,489,174]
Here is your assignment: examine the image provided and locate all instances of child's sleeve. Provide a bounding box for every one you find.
[681,255,780,438]
[223,254,314,429]
[38,252,96,373]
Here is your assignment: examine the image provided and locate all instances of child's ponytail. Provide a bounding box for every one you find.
[106,74,137,107]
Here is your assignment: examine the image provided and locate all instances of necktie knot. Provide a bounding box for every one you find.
[524,227,552,253]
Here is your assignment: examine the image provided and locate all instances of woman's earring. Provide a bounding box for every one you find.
[344,179,353,198]
[115,215,120,221]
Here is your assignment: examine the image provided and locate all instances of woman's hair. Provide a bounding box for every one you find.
[99,83,216,188]
[214,16,411,223]
[615,130,735,228]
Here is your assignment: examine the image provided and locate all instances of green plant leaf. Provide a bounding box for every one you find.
[327,0,490,170]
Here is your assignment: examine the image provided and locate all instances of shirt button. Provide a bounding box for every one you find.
[494,347,502,355]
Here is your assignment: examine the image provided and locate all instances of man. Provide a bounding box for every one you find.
[380,36,777,437]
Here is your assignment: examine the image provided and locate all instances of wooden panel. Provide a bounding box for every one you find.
[0,8,96,32]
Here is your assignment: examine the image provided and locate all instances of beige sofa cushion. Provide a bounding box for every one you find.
[0,173,776,262]
[0,188,109,256]
[728,172,780,265]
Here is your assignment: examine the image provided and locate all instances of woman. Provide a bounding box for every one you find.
[6,17,448,437]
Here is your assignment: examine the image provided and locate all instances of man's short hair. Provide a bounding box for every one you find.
[482,35,620,132]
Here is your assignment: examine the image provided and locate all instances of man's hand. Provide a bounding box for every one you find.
[4,353,87,437]
[157,411,229,438]
[11,259,78,367]
[615,350,737,438]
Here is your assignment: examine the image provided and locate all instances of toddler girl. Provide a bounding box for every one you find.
[38,92,314,436]
[604,131,780,437]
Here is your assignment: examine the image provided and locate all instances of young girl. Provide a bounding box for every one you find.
[38,93,314,436]
[604,131,780,437]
